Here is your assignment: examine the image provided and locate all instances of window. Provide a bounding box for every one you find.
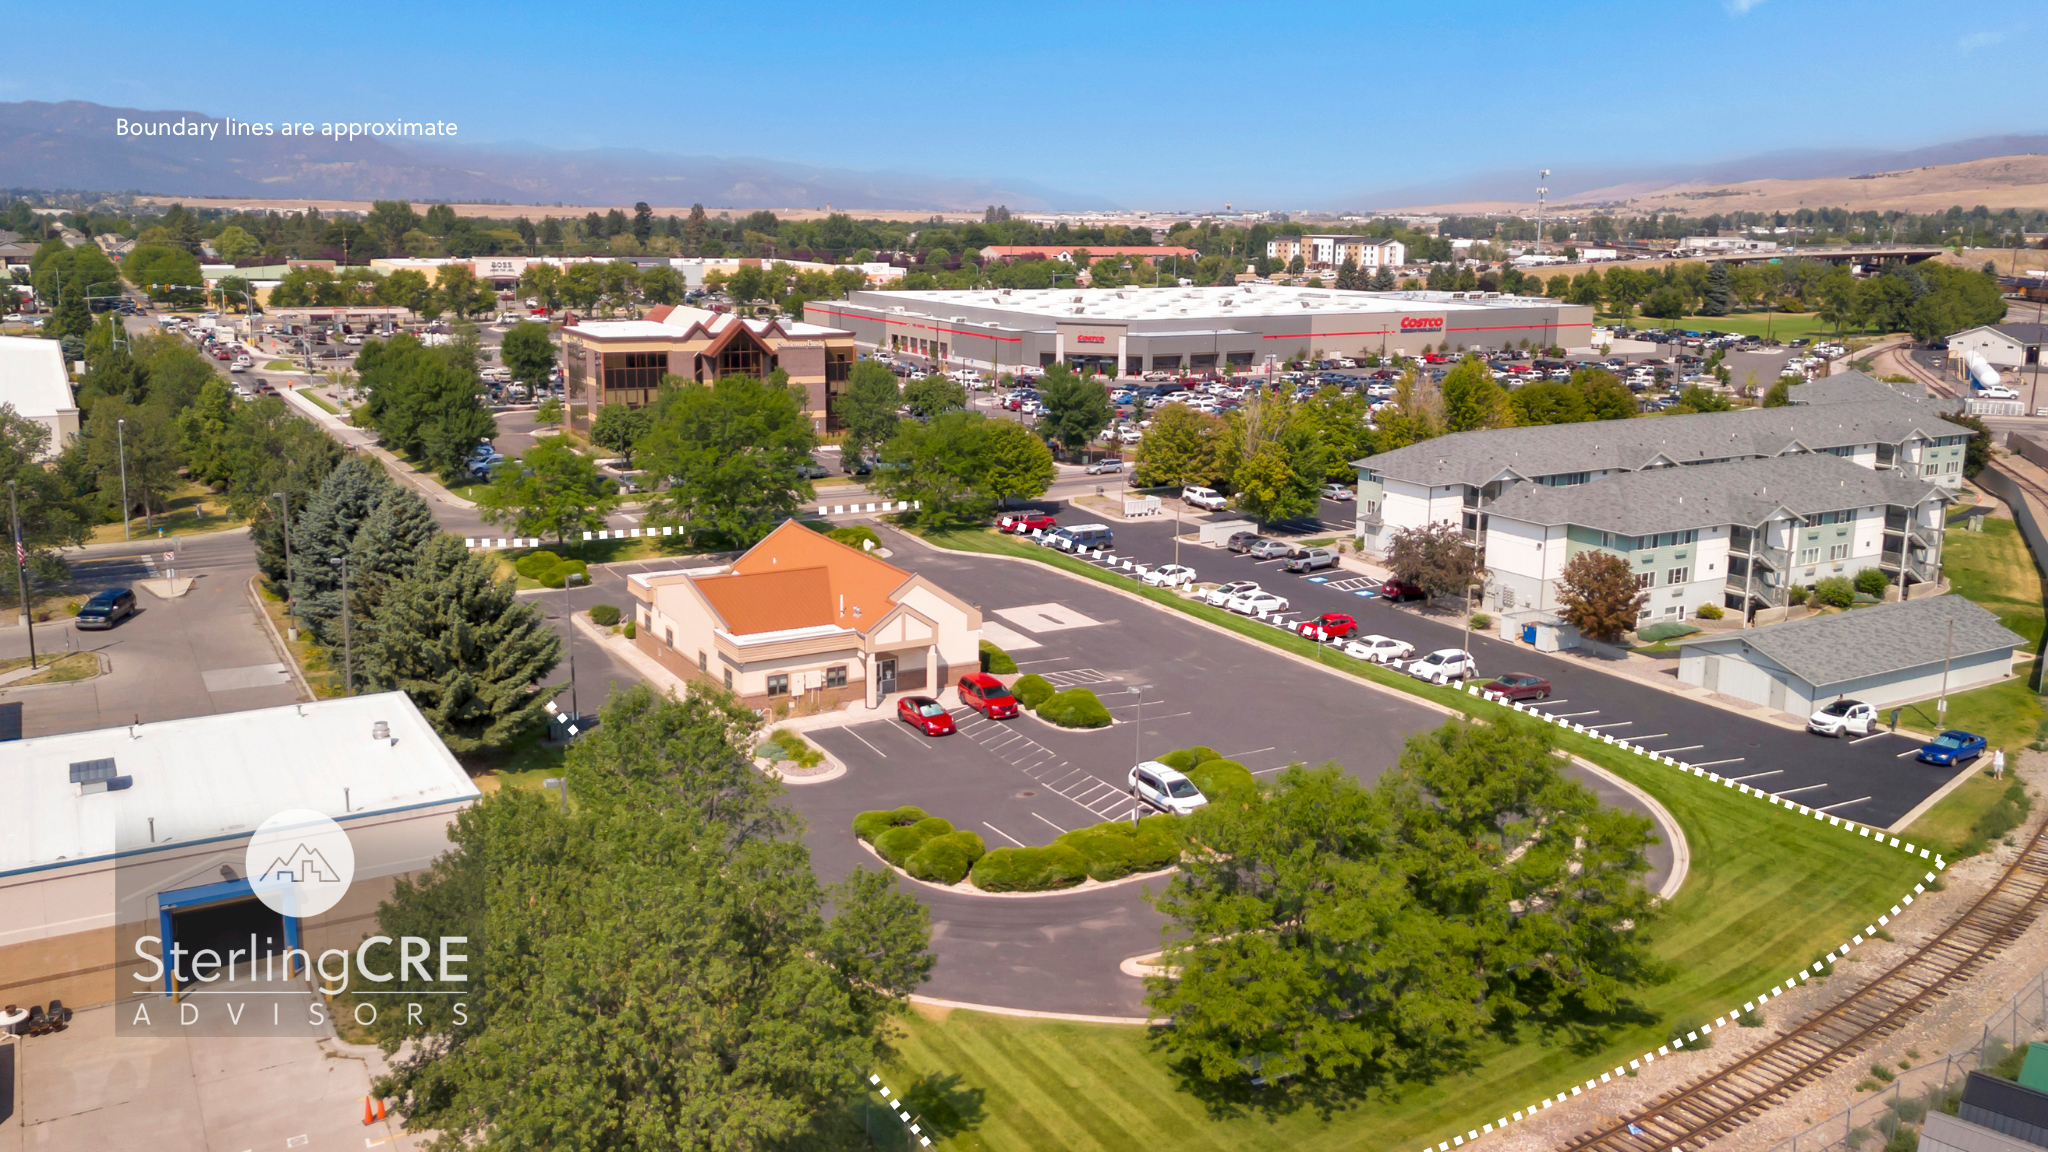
[1798,547,1820,564]
[724,668,733,690]
[825,665,847,689]
[698,650,708,672]
[1635,572,1653,589]
[767,674,789,697]
[601,351,667,398]
[664,628,673,648]
[1666,567,1690,585]
[1946,461,1960,474]
[1828,543,1850,561]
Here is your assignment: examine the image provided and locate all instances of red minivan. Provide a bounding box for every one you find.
[956,673,1020,719]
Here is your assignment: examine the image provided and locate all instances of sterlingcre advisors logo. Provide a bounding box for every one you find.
[125,808,472,1036]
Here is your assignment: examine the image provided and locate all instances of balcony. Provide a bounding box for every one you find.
[1727,575,1785,608]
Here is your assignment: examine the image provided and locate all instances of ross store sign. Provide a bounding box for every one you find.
[1074,334,1106,344]
[1400,316,1445,331]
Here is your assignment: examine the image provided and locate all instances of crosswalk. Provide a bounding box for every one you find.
[1042,667,1116,688]
[951,711,1145,823]
[1325,575,1380,593]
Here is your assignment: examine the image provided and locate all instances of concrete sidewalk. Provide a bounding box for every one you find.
[277,383,480,510]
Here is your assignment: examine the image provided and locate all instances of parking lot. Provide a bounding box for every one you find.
[776,531,1679,1016]
[1064,499,1962,830]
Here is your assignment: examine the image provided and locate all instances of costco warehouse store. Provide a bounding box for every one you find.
[806,285,1593,375]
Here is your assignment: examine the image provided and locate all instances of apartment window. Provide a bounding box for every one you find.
[1828,544,1850,561]
[1798,547,1820,564]
[601,351,668,395]
[1923,464,1939,477]
[698,650,708,672]
[1635,572,1653,589]
[767,674,790,697]
[724,668,733,691]
[1946,461,1960,474]
[1666,567,1690,586]
[664,628,674,648]
[825,665,847,689]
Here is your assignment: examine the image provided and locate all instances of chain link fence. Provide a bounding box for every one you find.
[1760,963,2048,1152]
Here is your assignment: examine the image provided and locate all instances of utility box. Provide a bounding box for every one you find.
[1196,519,1255,546]
[1500,609,1580,653]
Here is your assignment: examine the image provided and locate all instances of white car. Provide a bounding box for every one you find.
[1129,761,1208,816]
[1319,484,1355,502]
[1182,485,1228,511]
[1118,427,1142,445]
[1342,635,1414,664]
[1228,590,1290,616]
[1406,648,1477,684]
[1142,564,1198,589]
[1976,384,2019,400]
[1807,698,1877,737]
[1205,580,1259,608]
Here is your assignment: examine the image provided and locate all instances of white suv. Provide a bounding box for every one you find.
[1181,485,1228,511]
[1807,698,1876,737]
[1406,648,1477,684]
[1129,761,1208,816]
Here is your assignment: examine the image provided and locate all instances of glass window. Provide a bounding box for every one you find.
[1666,567,1690,585]
[825,665,847,689]
[1635,572,1653,589]
[602,351,667,395]
[1829,544,1850,561]
[724,668,733,690]
[767,674,789,697]
[664,628,673,648]
[1799,548,1819,564]
[699,651,708,671]
[917,701,947,717]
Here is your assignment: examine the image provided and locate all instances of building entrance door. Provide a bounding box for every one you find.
[877,658,897,696]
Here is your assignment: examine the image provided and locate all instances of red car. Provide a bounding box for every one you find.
[1484,673,1553,702]
[1296,613,1358,640]
[1002,512,1057,535]
[897,696,956,736]
[1379,579,1427,602]
[956,673,1019,719]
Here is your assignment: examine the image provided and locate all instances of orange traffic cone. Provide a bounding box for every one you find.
[363,1097,375,1125]
[376,1097,387,1122]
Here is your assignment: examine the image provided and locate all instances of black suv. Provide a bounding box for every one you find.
[76,588,138,630]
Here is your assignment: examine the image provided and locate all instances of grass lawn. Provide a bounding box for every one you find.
[263,359,297,370]
[898,526,1931,1151]
[489,536,721,588]
[465,728,567,794]
[0,651,101,685]
[1903,766,2014,858]
[1600,311,1852,344]
[88,481,246,544]
[1894,675,2043,753]
[1942,516,2046,653]
[298,388,340,415]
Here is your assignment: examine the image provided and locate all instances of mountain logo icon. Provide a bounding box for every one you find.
[261,843,343,885]
[244,809,357,918]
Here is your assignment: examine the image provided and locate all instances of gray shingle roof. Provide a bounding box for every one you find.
[1354,371,1971,487]
[1677,594,2024,689]
[1482,453,1947,536]
[1788,374,1958,413]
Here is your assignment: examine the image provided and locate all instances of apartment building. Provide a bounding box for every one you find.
[1264,235,1406,269]
[1481,453,1950,620]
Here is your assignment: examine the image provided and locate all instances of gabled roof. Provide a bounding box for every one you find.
[690,521,916,637]
[1679,595,2023,689]
[1483,453,1947,536]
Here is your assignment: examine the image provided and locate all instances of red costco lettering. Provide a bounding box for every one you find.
[1400,316,1444,331]
[1074,334,1106,343]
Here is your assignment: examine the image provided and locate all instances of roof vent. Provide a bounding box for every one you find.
[372,721,391,741]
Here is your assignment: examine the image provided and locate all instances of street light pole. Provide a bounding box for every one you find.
[9,480,36,670]
[563,572,584,723]
[330,556,353,695]
[116,417,130,540]
[1937,615,1955,720]
[273,490,295,640]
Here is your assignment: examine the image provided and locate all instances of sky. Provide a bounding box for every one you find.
[5,0,2039,209]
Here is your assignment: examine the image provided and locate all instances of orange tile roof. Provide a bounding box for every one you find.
[691,521,914,636]
[644,304,676,323]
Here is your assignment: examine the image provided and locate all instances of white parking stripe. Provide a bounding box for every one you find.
[1773,783,1831,797]
[1550,710,1601,719]
[982,822,1027,848]
[1816,796,1874,812]
[1584,721,1634,730]
[1727,769,1784,782]
[1645,743,1704,754]
[1896,747,1925,758]
[843,727,887,758]
[1849,731,1892,745]
[1032,812,1069,834]
[1692,757,1748,768]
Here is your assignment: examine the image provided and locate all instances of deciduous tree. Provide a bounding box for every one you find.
[498,321,556,391]
[903,373,967,420]
[1037,363,1116,456]
[1439,357,1510,432]
[637,375,817,546]
[1556,549,1645,642]
[835,360,902,468]
[1384,521,1481,603]
[475,434,623,544]
[1131,405,1223,488]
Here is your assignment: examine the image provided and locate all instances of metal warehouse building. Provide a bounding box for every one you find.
[807,286,1594,376]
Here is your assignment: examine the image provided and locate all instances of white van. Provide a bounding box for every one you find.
[1042,523,1113,552]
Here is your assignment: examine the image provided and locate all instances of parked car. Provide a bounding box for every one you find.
[1128,760,1209,816]
[1406,648,1477,684]
[1226,531,1262,553]
[1483,673,1553,702]
[1296,613,1357,640]
[1976,384,2020,400]
[1319,484,1355,502]
[1378,579,1427,602]
[897,695,956,736]
[1181,485,1229,511]
[956,673,1019,720]
[1282,547,1337,573]
[1247,539,1295,560]
[1228,589,1290,616]
[1001,511,1057,534]
[1085,458,1125,475]
[1916,729,1986,766]
[1042,524,1113,552]
[1341,634,1413,664]
[797,461,829,479]
[74,587,138,630]
[1807,697,1877,737]
[1142,563,1199,589]
[1205,580,1260,607]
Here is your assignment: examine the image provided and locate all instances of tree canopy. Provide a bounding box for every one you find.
[637,375,817,547]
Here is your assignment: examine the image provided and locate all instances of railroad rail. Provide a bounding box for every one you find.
[1561,810,2048,1152]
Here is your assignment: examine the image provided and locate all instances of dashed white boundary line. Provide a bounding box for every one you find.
[867,1072,933,1146]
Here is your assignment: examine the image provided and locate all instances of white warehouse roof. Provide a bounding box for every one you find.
[0,334,76,423]
[867,285,1553,323]
[1,692,478,876]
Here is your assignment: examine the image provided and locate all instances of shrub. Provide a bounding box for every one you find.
[1813,576,1856,608]
[1854,567,1889,596]
[513,550,563,580]
[515,550,592,589]
[906,830,986,884]
[1789,583,1811,606]
[1057,820,1181,881]
[588,603,621,626]
[1011,673,1055,710]
[1636,621,1702,643]
[829,524,882,551]
[970,844,1089,891]
[1037,687,1113,728]
[874,816,954,867]
[852,805,928,843]
[539,557,590,588]
[1184,758,1255,802]
[1469,612,1492,630]
[759,728,823,768]
[1155,746,1221,772]
[622,620,636,639]
[1696,604,1724,620]
[979,639,1017,674]
[1669,1017,1714,1051]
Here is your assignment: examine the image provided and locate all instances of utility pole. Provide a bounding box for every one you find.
[1535,170,1550,259]
[9,481,36,670]
[116,417,130,540]
[273,490,296,640]
[330,556,353,695]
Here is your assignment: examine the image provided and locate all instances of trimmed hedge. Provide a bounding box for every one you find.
[1037,687,1112,729]
[1184,758,1255,802]
[970,843,1089,892]
[514,550,592,589]
[853,806,928,843]
[1012,673,1055,710]
[979,639,1017,674]
[874,817,954,867]
[588,603,621,626]
[906,830,987,884]
[1156,746,1221,772]
[1854,567,1889,596]
[829,524,882,551]
[1057,819,1181,881]
[1636,621,1701,643]
[622,620,637,639]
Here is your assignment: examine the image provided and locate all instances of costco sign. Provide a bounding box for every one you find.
[1074,334,1107,344]
[1399,316,1445,332]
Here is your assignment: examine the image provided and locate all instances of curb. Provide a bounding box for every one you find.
[855,836,1177,900]
[907,995,1156,1026]
[245,575,314,702]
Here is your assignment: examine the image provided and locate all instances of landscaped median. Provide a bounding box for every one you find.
[877,524,1937,1152]
[855,803,1185,893]
[1011,674,1113,728]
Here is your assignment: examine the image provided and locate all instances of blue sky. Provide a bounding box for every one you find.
[6,0,2037,208]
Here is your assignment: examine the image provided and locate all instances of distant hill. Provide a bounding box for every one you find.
[0,99,1084,211]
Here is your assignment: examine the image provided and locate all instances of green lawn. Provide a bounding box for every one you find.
[87,481,247,544]
[1904,766,2014,858]
[895,526,1931,1152]
[1600,311,1853,344]
[298,388,340,415]
[1943,516,2046,653]
[263,359,297,370]
[1894,675,2043,754]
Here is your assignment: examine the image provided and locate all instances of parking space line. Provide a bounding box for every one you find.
[1524,699,1569,708]
[1032,812,1069,834]
[1895,746,1925,758]
[1692,757,1748,768]
[843,727,887,758]
[1584,721,1633,730]
[1816,796,1874,812]
[1774,783,1830,797]
[1228,746,1276,758]
[1014,657,1072,667]
[1849,731,1894,745]
[983,822,1027,848]
[1630,733,1669,741]
[1251,764,1293,775]
[1550,710,1601,719]
[1727,769,1783,782]
[1646,743,1704,754]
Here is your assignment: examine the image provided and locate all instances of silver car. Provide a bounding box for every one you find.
[1248,539,1295,560]
[1282,547,1337,573]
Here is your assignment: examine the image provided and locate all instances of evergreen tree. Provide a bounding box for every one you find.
[48,280,91,342]
[1371,266,1396,291]
[348,484,442,621]
[289,456,391,645]
[1334,258,1360,291]
[1700,260,1732,316]
[360,534,562,754]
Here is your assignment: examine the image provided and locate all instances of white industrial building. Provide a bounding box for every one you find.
[0,334,79,457]
[1947,323,2045,374]
[0,694,479,1013]
[1675,595,2023,717]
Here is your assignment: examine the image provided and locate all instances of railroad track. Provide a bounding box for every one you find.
[1561,812,2048,1152]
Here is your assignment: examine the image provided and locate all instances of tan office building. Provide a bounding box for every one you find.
[561,304,857,434]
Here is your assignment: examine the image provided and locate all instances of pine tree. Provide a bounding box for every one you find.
[348,484,442,621]
[360,535,562,754]
[1371,266,1396,291]
[289,456,390,645]
[1701,260,1733,316]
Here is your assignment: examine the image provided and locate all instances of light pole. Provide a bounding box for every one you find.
[550,571,586,724]
[9,480,36,670]
[1128,684,1151,768]
[1937,615,1955,720]
[329,556,353,696]
[116,417,130,540]
[273,490,296,640]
